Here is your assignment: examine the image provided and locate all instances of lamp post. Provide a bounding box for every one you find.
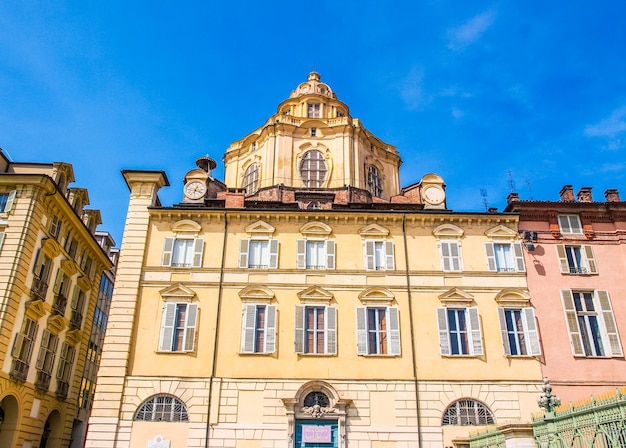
[537,377,561,448]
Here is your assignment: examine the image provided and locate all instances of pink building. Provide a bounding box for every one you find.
[505,185,626,403]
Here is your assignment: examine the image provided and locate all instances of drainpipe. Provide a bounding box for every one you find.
[205,210,228,448]
[402,214,423,448]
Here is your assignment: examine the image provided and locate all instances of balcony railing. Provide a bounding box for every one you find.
[51,294,68,316]
[70,310,83,330]
[34,370,51,391]
[569,266,589,274]
[9,359,29,381]
[306,265,327,270]
[497,267,517,272]
[56,380,69,400]
[248,264,268,269]
[30,277,48,301]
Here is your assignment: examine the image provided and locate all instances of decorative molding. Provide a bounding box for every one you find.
[494,288,531,306]
[433,223,464,238]
[438,287,474,305]
[300,221,332,236]
[359,223,390,237]
[238,285,275,302]
[358,287,394,303]
[25,300,47,320]
[245,220,275,235]
[60,259,78,277]
[159,283,196,302]
[485,224,518,240]
[297,286,334,303]
[41,238,61,259]
[76,275,91,292]
[47,315,66,334]
[171,219,202,235]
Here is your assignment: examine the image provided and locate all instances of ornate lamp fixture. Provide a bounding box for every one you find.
[537,377,561,417]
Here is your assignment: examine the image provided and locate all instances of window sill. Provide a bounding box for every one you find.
[239,351,273,356]
[441,354,481,358]
[156,350,194,354]
[504,354,539,358]
[297,353,336,357]
[358,354,401,357]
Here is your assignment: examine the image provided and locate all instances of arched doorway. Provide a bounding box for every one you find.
[40,410,63,448]
[0,395,19,448]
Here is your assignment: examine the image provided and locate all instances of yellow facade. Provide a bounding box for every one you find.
[0,153,113,447]
[87,74,543,448]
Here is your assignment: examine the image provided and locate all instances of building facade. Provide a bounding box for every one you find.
[0,150,114,447]
[86,73,544,448]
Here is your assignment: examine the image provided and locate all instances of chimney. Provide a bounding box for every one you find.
[560,185,575,202]
[577,187,593,203]
[507,192,519,204]
[605,189,621,202]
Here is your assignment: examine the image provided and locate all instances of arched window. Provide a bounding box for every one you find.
[300,150,327,188]
[243,163,259,195]
[303,391,330,408]
[442,399,495,426]
[134,394,189,422]
[367,165,383,198]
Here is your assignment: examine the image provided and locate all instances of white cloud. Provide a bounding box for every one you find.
[584,107,626,151]
[447,10,496,50]
[398,67,426,110]
[451,107,464,119]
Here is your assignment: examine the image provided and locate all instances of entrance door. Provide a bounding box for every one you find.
[295,419,338,448]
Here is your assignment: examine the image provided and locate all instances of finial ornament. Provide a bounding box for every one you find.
[537,377,561,415]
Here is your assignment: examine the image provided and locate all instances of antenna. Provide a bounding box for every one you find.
[480,189,489,211]
[525,180,534,200]
[507,170,517,193]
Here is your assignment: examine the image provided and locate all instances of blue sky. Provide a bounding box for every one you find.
[1,2,625,245]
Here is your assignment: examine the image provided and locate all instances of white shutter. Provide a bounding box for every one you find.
[513,243,525,272]
[265,305,277,354]
[440,242,451,271]
[497,307,511,355]
[326,240,335,270]
[596,290,623,357]
[467,307,483,356]
[561,290,584,356]
[556,245,569,274]
[192,238,204,268]
[183,303,198,352]
[326,306,337,354]
[241,304,257,353]
[296,239,306,269]
[159,303,177,351]
[485,243,496,271]
[364,241,375,270]
[161,238,175,267]
[294,305,305,354]
[356,307,368,354]
[239,239,249,268]
[5,190,16,212]
[522,307,541,356]
[387,307,401,355]
[451,242,462,271]
[385,241,395,270]
[268,239,279,269]
[583,246,598,274]
[436,308,451,355]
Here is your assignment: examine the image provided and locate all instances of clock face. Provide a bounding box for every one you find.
[423,186,445,205]
[184,180,207,200]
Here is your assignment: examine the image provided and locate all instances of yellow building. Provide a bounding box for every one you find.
[86,73,543,448]
[0,150,113,447]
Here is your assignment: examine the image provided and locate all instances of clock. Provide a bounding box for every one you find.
[184,180,207,200]
[423,186,445,205]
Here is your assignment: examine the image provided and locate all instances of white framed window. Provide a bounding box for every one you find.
[35,329,59,390]
[10,318,39,381]
[243,163,259,195]
[439,240,463,272]
[296,239,335,270]
[367,165,383,198]
[363,240,394,271]
[497,307,541,356]
[356,306,400,355]
[437,307,483,356]
[295,305,336,355]
[241,304,276,354]
[0,190,16,213]
[300,150,327,188]
[485,242,525,272]
[158,302,198,352]
[561,290,622,358]
[558,214,583,234]
[442,399,495,426]
[556,245,597,274]
[161,237,204,268]
[307,103,320,118]
[239,239,279,269]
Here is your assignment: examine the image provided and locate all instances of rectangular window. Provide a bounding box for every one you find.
[161,238,204,268]
[56,342,75,399]
[52,269,71,316]
[485,243,525,272]
[241,304,276,353]
[10,318,39,381]
[0,190,16,213]
[49,215,62,238]
[31,250,53,301]
[363,240,395,270]
[561,290,623,357]
[35,329,59,390]
[296,240,335,270]
[307,103,320,118]
[70,287,86,330]
[356,306,400,355]
[437,307,483,356]
[310,128,317,137]
[556,245,597,274]
[64,232,78,258]
[558,214,583,234]
[239,239,279,269]
[295,305,336,354]
[440,240,463,271]
[497,308,541,356]
[158,303,198,352]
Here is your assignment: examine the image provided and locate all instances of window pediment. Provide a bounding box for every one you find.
[245,220,275,235]
[171,219,202,235]
[26,300,46,320]
[239,285,275,302]
[159,283,196,302]
[41,238,61,259]
[47,315,65,334]
[300,221,332,236]
[297,286,334,303]
[438,288,474,305]
[359,223,390,237]
[494,289,531,306]
[485,225,518,240]
[60,259,78,277]
[358,287,394,304]
[433,224,464,238]
[76,275,91,292]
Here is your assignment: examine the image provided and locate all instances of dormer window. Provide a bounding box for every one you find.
[307,103,320,118]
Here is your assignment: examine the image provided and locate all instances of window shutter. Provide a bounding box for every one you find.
[583,246,598,274]
[436,308,451,355]
[556,245,569,274]
[5,190,16,212]
[326,306,337,355]
[596,290,623,357]
[192,238,204,268]
[296,239,306,269]
[467,307,483,356]
[561,290,584,356]
[159,303,177,351]
[385,241,395,270]
[0,231,5,251]
[326,240,336,270]
[161,238,175,267]
[356,307,368,355]
[387,307,401,355]
[364,241,375,270]
[52,270,63,294]
[36,330,51,370]
[238,239,250,268]
[440,242,451,271]
[241,304,257,353]
[183,303,198,352]
[485,243,496,271]
[497,307,511,355]
[294,305,305,354]
[11,333,24,358]
[32,249,41,275]
[522,307,541,356]
[70,287,80,309]
[265,305,277,354]
[268,239,279,269]
[513,243,525,272]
